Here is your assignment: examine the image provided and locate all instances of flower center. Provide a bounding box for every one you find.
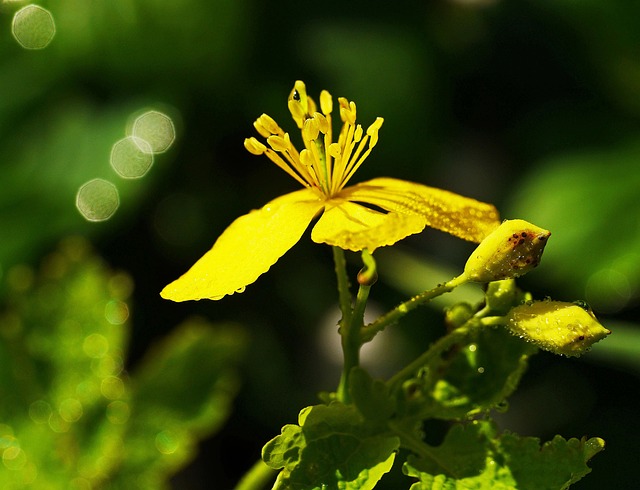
[244,81,384,198]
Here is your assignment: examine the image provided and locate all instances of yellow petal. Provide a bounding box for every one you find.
[311,199,427,251]
[161,189,324,301]
[340,177,500,243]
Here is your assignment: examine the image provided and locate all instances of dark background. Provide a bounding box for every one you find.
[2,0,640,488]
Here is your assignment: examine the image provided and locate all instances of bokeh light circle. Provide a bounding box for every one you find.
[110,136,154,178]
[12,5,56,50]
[76,179,119,222]
[59,398,83,423]
[2,446,27,470]
[155,430,180,454]
[104,300,129,325]
[132,111,175,154]
[28,400,52,424]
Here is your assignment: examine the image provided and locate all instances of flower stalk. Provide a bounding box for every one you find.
[386,317,488,394]
[361,274,468,343]
[335,250,375,403]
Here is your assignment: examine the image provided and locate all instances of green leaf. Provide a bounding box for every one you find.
[403,420,604,490]
[263,402,400,490]
[403,422,510,489]
[506,140,640,312]
[397,326,537,420]
[349,367,396,424]
[110,320,247,488]
[0,239,246,489]
[500,432,605,489]
[0,238,132,488]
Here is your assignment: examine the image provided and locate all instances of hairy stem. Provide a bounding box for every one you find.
[361,274,468,343]
[332,246,353,325]
[335,249,375,403]
[333,246,356,403]
[386,318,487,393]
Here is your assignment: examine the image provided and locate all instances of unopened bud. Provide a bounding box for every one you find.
[506,301,610,357]
[445,302,474,329]
[484,279,530,316]
[463,219,550,283]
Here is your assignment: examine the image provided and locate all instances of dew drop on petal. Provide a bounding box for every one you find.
[12,5,56,50]
[132,110,175,154]
[76,179,119,222]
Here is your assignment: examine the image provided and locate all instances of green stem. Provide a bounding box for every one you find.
[337,282,371,403]
[386,317,486,393]
[481,315,508,326]
[361,274,468,343]
[333,246,356,403]
[234,459,277,490]
[334,249,375,403]
[332,246,353,325]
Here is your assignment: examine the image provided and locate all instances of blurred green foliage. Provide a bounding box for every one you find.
[0,0,639,487]
[0,238,245,488]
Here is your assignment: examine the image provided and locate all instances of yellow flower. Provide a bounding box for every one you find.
[161,81,500,301]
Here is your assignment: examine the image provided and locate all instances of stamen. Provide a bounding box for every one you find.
[300,149,323,189]
[254,114,283,138]
[288,80,318,129]
[267,134,291,153]
[320,90,333,115]
[302,118,320,142]
[288,99,306,129]
[328,143,341,158]
[314,112,329,134]
[245,82,383,198]
[262,149,309,188]
[367,118,384,148]
[300,148,315,167]
[244,137,266,155]
[339,98,357,125]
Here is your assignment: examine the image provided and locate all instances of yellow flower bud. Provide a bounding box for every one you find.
[463,219,550,283]
[506,301,610,357]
